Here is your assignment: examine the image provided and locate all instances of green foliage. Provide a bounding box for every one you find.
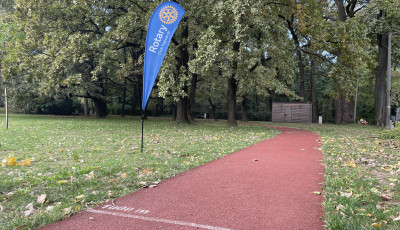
[380,126,400,139]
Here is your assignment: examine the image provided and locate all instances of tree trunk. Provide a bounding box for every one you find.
[84,98,89,116]
[334,92,353,124]
[227,76,238,126]
[172,103,177,121]
[176,97,189,123]
[332,0,353,124]
[227,41,240,126]
[187,73,198,122]
[93,97,107,118]
[241,96,249,121]
[121,78,127,117]
[174,16,190,123]
[187,42,198,122]
[334,0,347,21]
[310,58,319,123]
[266,89,274,112]
[121,48,127,117]
[208,97,218,121]
[297,49,305,100]
[374,32,388,126]
[285,16,305,100]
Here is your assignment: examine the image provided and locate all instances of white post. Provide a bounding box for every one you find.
[386,33,392,129]
[318,116,322,124]
[5,87,8,129]
[354,79,358,123]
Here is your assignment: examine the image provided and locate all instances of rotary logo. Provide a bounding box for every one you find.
[159,5,178,24]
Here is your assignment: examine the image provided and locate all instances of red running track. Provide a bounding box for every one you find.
[41,126,324,230]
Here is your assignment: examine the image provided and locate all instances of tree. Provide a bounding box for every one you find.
[361,0,400,125]
[13,0,155,117]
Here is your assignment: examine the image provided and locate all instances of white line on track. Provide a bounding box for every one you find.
[87,209,233,230]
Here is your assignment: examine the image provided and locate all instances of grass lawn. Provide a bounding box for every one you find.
[0,114,278,229]
[267,122,400,230]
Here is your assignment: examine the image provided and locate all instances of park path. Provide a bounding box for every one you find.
[41,125,324,230]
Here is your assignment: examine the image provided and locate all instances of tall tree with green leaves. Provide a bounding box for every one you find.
[360,0,400,125]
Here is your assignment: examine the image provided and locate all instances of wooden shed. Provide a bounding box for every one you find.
[272,102,312,123]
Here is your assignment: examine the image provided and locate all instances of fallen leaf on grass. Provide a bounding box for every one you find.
[380,193,392,201]
[2,155,31,167]
[139,181,147,186]
[37,194,47,204]
[63,207,72,214]
[393,215,400,221]
[18,158,31,166]
[7,156,17,166]
[58,180,68,184]
[336,204,346,211]
[0,203,3,213]
[75,195,85,202]
[370,187,380,194]
[21,203,34,217]
[108,191,114,197]
[120,173,127,179]
[85,171,95,181]
[371,222,381,228]
[340,191,352,198]
[344,161,356,168]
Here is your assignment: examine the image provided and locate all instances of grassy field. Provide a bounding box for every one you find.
[270,122,400,230]
[0,114,278,229]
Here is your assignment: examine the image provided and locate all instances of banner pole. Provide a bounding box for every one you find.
[141,109,144,153]
[5,87,8,130]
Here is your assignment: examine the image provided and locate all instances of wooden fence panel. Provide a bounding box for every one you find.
[272,102,312,123]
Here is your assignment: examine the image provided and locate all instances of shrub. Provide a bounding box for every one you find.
[380,126,400,139]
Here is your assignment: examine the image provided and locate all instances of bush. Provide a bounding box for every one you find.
[247,110,272,121]
[380,126,400,139]
[107,103,133,115]
[36,98,82,115]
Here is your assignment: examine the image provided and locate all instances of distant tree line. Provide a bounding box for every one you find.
[0,0,399,125]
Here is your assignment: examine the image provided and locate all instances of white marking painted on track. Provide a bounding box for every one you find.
[87,208,233,230]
